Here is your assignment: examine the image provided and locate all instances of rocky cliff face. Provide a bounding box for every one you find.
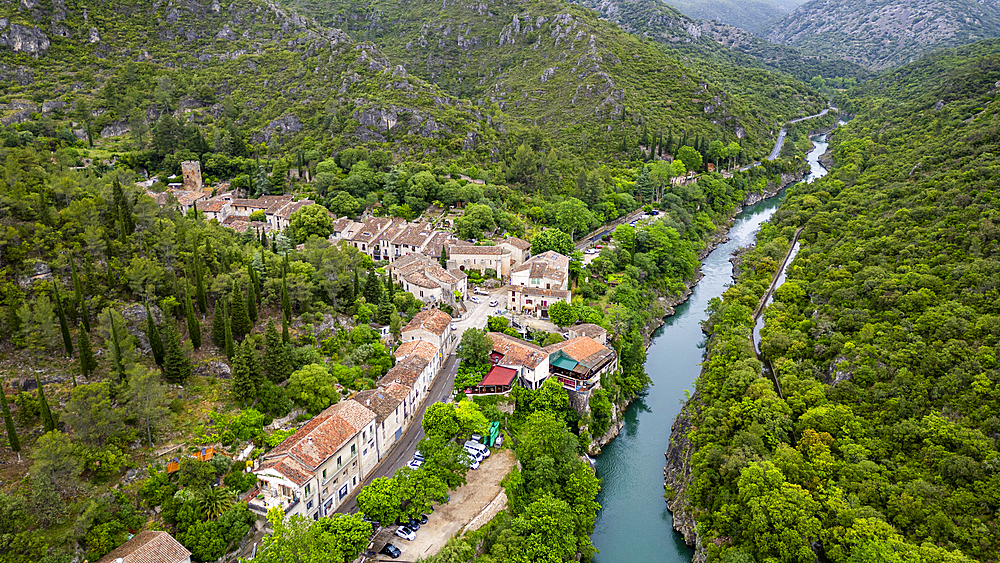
[0,20,49,55]
[765,0,1000,70]
[663,401,706,562]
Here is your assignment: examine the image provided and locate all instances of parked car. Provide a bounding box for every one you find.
[488,299,498,307]
[419,514,429,525]
[651,210,660,215]
[461,449,481,469]
[474,288,490,296]
[406,459,423,470]
[470,296,482,304]
[465,440,491,459]
[450,322,457,331]
[380,544,402,558]
[495,433,504,448]
[407,517,421,530]
[414,450,424,462]
[561,331,570,339]
[471,433,483,443]
[395,526,416,541]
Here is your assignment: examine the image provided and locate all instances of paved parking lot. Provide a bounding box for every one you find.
[369,449,516,561]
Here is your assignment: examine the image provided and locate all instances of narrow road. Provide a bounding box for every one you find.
[743,105,838,170]
[335,354,460,514]
[575,208,644,251]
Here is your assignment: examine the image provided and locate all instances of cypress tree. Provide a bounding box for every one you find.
[108,310,125,381]
[230,340,256,407]
[53,279,73,356]
[247,279,258,324]
[352,270,360,303]
[36,376,55,432]
[377,293,394,326]
[281,276,292,322]
[229,284,252,341]
[71,259,89,332]
[249,260,261,305]
[194,250,208,314]
[281,311,290,344]
[162,322,192,383]
[262,320,292,382]
[224,305,235,360]
[211,300,226,348]
[145,303,165,367]
[440,246,448,269]
[185,285,201,350]
[363,268,384,305]
[1,381,20,462]
[385,274,395,298]
[78,327,97,380]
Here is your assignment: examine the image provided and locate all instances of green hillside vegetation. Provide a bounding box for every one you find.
[672,39,1000,562]
[0,0,497,162]
[287,0,824,159]
[765,0,1000,70]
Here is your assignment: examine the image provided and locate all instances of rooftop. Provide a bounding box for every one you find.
[402,309,453,337]
[544,336,615,370]
[479,365,518,387]
[501,236,531,250]
[448,243,509,256]
[353,387,402,423]
[379,355,429,388]
[507,285,571,298]
[394,339,439,362]
[95,531,191,563]
[487,332,548,369]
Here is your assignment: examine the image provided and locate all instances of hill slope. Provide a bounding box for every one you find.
[0,0,497,158]
[663,0,787,33]
[287,0,829,158]
[765,0,1000,70]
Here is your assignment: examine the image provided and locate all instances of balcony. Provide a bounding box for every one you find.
[249,486,301,517]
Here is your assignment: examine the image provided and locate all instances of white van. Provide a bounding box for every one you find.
[464,440,491,459]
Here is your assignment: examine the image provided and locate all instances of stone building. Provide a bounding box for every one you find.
[181,160,203,191]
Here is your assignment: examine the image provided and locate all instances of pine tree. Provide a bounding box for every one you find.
[1,381,20,462]
[230,340,256,407]
[246,279,258,324]
[385,274,395,298]
[440,246,448,269]
[194,249,208,314]
[185,285,201,350]
[211,300,225,349]
[377,293,395,326]
[352,270,360,303]
[145,303,165,367]
[162,321,192,383]
[224,302,235,360]
[112,180,135,236]
[52,279,73,356]
[78,327,97,380]
[229,284,252,341]
[281,311,289,344]
[36,376,55,432]
[108,310,125,381]
[250,260,261,305]
[262,320,292,382]
[281,276,292,322]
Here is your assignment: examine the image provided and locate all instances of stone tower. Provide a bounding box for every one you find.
[181,161,203,190]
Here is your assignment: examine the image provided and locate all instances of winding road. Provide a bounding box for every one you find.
[745,105,838,168]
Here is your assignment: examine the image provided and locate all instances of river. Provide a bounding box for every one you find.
[590,135,831,562]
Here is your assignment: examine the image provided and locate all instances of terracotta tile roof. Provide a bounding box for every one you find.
[232,198,269,209]
[394,339,439,362]
[197,198,229,213]
[379,355,428,388]
[260,400,375,485]
[95,531,191,563]
[402,309,453,337]
[275,200,316,220]
[424,231,454,257]
[222,217,253,233]
[544,336,615,370]
[448,244,509,256]
[502,236,531,250]
[391,253,426,274]
[480,365,518,387]
[572,323,607,343]
[354,387,402,423]
[512,251,569,280]
[403,271,438,289]
[170,190,207,207]
[331,217,355,234]
[488,332,548,369]
[392,222,435,248]
[350,217,396,243]
[384,382,411,401]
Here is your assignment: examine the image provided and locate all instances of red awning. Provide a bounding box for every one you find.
[480,365,518,387]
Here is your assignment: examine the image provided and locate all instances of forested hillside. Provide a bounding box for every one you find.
[669,38,1000,562]
[765,0,1000,70]
[286,0,828,158]
[661,0,788,33]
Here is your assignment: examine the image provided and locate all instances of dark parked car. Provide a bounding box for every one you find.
[407,517,421,530]
[419,514,429,525]
[380,544,401,558]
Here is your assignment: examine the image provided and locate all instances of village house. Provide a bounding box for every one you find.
[447,242,513,278]
[498,236,532,267]
[252,399,377,520]
[507,285,571,319]
[95,531,191,563]
[392,339,442,398]
[486,332,551,389]
[569,323,609,345]
[400,309,455,355]
[353,386,405,461]
[388,253,468,309]
[510,250,570,290]
[544,336,618,393]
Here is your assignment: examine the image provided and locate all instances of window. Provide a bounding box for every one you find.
[337,455,342,468]
[363,448,368,456]
[542,300,548,306]
[351,444,356,456]
[353,460,357,468]
[362,431,366,440]
[526,299,533,304]
[322,469,326,479]
[306,500,314,510]
[305,484,311,497]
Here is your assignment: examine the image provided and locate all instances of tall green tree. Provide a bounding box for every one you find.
[531,229,574,257]
[145,303,165,367]
[281,311,290,344]
[230,340,257,407]
[194,250,208,314]
[111,180,135,236]
[224,302,235,360]
[281,276,292,322]
[52,279,73,356]
[357,477,401,526]
[456,328,492,366]
[162,321,191,383]
[211,300,226,348]
[262,320,293,383]
[229,284,252,341]
[71,259,89,332]
[376,294,394,326]
[439,246,448,269]
[36,376,56,433]
[107,310,125,381]
[78,327,97,381]
[1,380,20,462]
[246,280,258,324]
[184,285,201,350]
[363,268,384,305]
